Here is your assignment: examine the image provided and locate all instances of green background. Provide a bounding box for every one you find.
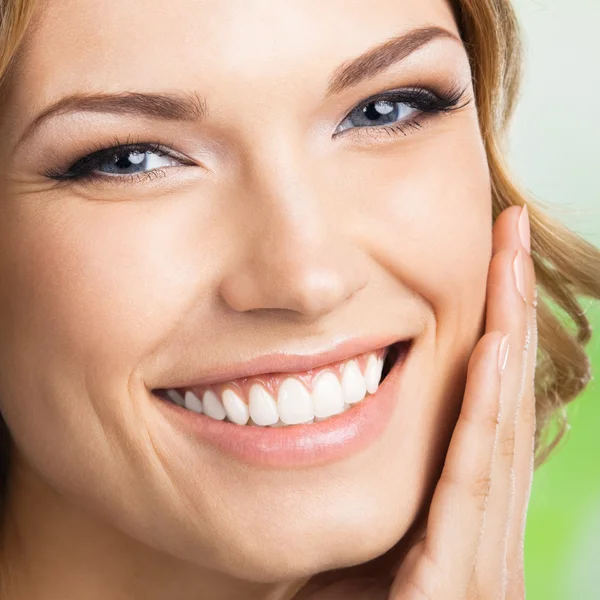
[510,1,600,598]
[524,303,600,599]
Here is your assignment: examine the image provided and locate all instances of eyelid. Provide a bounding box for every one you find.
[333,83,469,138]
[71,143,192,174]
[44,139,197,181]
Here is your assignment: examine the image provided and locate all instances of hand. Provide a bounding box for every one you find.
[388,204,538,599]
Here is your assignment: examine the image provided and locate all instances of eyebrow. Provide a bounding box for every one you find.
[17,25,460,146]
[326,25,460,96]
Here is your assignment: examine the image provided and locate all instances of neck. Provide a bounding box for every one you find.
[0,449,309,600]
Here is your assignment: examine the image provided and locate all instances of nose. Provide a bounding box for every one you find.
[218,163,369,321]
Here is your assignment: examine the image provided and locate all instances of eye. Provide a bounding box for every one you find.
[45,141,194,183]
[94,148,180,176]
[335,99,418,133]
[333,86,469,137]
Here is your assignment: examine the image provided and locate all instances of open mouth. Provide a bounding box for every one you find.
[153,340,411,428]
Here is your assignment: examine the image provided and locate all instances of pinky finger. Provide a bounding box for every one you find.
[422,332,508,594]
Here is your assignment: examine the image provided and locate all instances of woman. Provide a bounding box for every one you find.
[0,0,597,598]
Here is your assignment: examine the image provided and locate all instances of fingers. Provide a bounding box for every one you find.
[473,205,537,598]
[474,205,534,595]
[414,331,506,599]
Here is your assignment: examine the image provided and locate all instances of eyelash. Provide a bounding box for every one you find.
[44,84,470,186]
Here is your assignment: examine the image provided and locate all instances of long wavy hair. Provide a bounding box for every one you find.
[0,0,599,594]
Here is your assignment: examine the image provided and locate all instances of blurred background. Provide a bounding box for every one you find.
[508,1,600,598]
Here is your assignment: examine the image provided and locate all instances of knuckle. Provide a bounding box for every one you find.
[499,433,517,459]
[470,475,493,510]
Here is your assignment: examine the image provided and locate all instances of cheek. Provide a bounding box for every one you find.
[0,195,208,408]
[347,119,492,336]
[0,193,212,520]
[342,123,493,506]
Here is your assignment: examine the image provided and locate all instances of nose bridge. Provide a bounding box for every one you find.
[218,144,369,319]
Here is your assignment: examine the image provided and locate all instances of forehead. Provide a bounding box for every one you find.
[6,0,459,138]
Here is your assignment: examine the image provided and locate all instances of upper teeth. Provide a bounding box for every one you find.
[163,349,386,427]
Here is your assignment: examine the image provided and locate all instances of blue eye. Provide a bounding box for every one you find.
[336,99,418,133]
[333,86,469,136]
[45,142,191,183]
[95,149,181,176]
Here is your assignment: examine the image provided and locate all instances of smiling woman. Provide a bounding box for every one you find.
[0,1,598,600]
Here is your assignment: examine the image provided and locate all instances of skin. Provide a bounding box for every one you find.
[0,0,537,598]
[298,208,537,599]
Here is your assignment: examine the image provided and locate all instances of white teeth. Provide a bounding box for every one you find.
[341,360,367,404]
[248,384,279,426]
[202,390,227,420]
[184,391,203,414]
[222,388,249,425]
[312,371,345,418]
[364,354,384,394]
[277,378,315,425]
[166,389,185,407]
[168,348,393,425]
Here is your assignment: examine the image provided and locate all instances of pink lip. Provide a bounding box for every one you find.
[157,333,412,390]
[153,340,412,469]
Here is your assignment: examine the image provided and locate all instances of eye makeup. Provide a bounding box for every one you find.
[41,82,471,188]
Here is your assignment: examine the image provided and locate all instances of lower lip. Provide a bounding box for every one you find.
[153,342,411,469]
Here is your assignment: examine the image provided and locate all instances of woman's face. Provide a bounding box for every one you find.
[0,0,490,584]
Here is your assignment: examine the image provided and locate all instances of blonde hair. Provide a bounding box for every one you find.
[0,0,598,592]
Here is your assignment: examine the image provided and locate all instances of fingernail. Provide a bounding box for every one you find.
[513,250,526,302]
[498,334,510,374]
[518,205,531,254]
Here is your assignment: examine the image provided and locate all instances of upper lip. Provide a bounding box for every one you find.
[159,334,412,390]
